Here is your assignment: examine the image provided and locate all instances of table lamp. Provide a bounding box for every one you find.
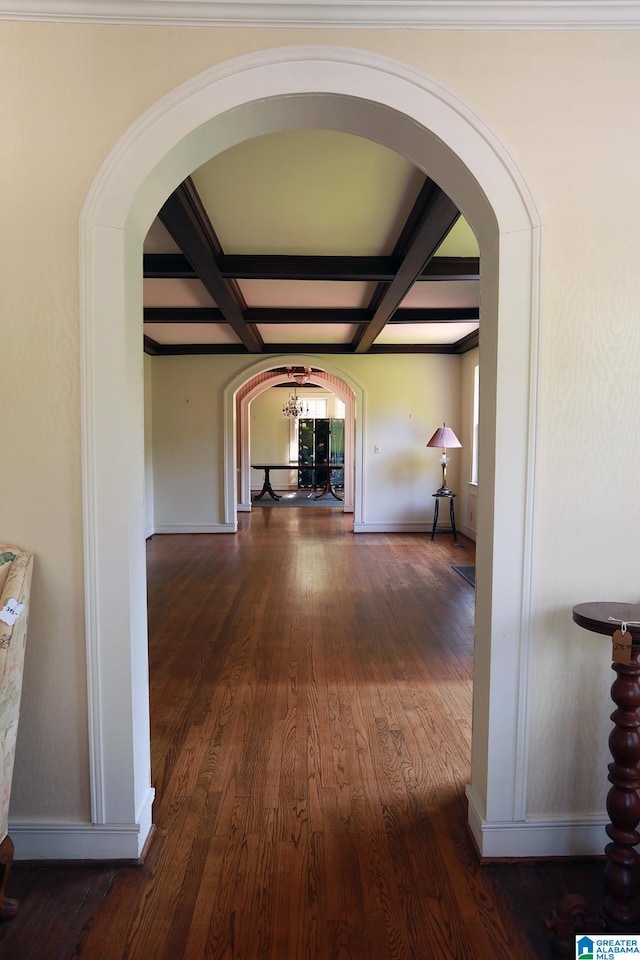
[426,423,462,495]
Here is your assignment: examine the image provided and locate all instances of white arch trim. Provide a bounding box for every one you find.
[78,46,543,860]
[223,357,362,520]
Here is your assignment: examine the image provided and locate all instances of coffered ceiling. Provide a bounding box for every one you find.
[143,129,480,356]
[10,4,630,358]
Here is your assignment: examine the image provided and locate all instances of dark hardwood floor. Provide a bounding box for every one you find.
[1,509,602,959]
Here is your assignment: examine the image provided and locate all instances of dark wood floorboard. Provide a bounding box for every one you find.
[0,510,603,959]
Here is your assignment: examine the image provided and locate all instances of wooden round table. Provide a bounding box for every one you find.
[572,603,640,933]
[547,603,640,955]
[572,601,640,643]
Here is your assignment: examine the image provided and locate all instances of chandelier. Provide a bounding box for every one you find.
[282,366,312,420]
[282,391,305,419]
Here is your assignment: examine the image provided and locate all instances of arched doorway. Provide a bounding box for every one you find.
[80,47,540,858]
[227,358,361,520]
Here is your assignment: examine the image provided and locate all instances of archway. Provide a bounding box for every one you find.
[227,358,361,519]
[80,47,540,858]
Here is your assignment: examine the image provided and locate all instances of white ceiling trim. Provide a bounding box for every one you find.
[2,1,640,29]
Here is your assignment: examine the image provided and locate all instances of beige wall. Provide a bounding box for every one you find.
[151,354,462,527]
[4,21,640,836]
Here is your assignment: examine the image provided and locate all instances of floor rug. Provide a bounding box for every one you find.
[452,565,475,587]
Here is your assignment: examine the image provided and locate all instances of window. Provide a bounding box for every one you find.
[301,398,327,419]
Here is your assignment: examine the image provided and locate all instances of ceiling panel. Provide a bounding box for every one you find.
[144,218,181,254]
[238,279,376,309]
[375,321,479,345]
[258,323,358,345]
[399,280,480,309]
[144,323,241,345]
[434,218,479,257]
[144,279,216,308]
[191,130,426,256]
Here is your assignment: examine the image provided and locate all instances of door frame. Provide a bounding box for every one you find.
[80,46,540,858]
[231,360,359,517]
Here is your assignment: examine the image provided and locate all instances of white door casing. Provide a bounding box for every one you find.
[79,47,540,858]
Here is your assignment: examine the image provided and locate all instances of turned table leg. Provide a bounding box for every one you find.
[0,834,19,919]
[601,647,640,932]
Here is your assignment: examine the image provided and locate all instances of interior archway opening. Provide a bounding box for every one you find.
[81,48,539,859]
[232,363,358,518]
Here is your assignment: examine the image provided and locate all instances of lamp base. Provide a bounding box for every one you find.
[435,485,453,496]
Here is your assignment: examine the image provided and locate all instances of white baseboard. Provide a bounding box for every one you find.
[352,520,475,538]
[237,502,252,512]
[465,785,607,858]
[456,522,476,541]
[11,790,607,862]
[153,523,236,534]
[353,521,431,533]
[145,523,155,539]
[136,786,155,856]
[11,818,152,861]
[11,787,156,861]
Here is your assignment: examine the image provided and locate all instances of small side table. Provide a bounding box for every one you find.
[546,601,640,954]
[431,492,457,542]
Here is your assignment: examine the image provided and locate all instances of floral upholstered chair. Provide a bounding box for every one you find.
[0,545,33,919]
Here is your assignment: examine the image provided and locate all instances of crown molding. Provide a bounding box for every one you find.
[1,1,639,30]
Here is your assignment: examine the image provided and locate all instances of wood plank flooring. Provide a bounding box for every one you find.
[0,509,603,959]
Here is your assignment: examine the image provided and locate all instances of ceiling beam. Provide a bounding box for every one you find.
[143,306,479,324]
[143,253,196,278]
[453,329,480,353]
[143,252,479,283]
[244,307,368,325]
[145,307,228,324]
[223,254,392,282]
[422,257,479,281]
[386,308,478,323]
[142,341,467,357]
[143,334,162,355]
[157,179,263,353]
[352,182,461,353]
